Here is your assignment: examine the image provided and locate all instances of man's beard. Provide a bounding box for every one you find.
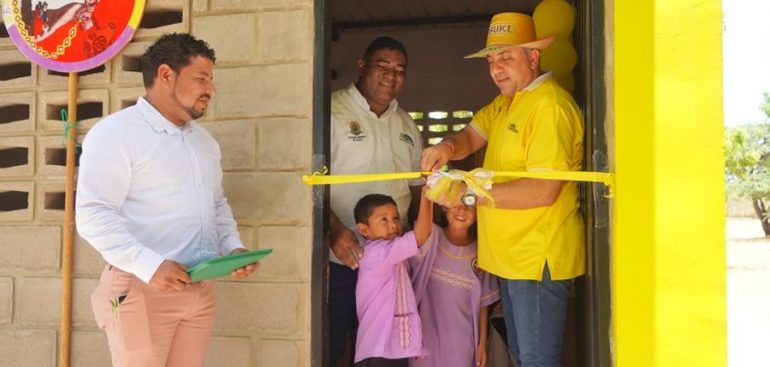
[171,91,208,121]
[184,104,205,120]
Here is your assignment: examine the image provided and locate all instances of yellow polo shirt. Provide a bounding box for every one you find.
[470,73,585,281]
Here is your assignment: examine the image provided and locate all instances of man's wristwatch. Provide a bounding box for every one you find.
[461,189,477,207]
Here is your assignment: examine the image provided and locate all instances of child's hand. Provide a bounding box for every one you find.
[433,182,466,208]
[476,343,488,367]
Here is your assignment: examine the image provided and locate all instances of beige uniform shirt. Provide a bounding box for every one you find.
[329,83,424,264]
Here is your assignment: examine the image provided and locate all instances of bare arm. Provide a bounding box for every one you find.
[329,210,363,269]
[476,178,563,209]
[413,187,434,247]
[426,176,563,210]
[476,305,490,367]
[423,120,563,209]
[421,127,487,172]
[407,184,424,225]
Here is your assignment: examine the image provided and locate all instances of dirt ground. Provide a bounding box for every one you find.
[727,217,770,367]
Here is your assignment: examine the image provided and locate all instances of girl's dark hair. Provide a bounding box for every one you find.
[354,194,397,224]
[141,33,216,88]
[436,205,478,240]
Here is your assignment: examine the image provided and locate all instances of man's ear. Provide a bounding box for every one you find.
[356,58,366,75]
[156,64,174,87]
[528,49,541,70]
[356,222,368,237]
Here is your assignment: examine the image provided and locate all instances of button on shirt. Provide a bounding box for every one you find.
[76,97,243,284]
[330,83,424,264]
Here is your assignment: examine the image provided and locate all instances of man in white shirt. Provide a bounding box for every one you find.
[76,33,257,367]
[328,36,424,366]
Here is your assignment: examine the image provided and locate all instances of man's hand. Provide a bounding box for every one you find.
[421,142,453,172]
[330,225,363,270]
[149,260,191,291]
[230,247,259,279]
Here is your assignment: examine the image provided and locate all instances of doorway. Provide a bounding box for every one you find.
[311,1,611,366]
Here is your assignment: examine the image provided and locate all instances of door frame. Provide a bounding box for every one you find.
[310,1,612,366]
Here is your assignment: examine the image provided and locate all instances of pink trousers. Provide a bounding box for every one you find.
[91,265,216,367]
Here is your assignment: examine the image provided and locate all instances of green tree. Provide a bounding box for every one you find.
[725,93,770,234]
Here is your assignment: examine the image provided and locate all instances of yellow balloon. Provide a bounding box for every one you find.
[540,38,577,77]
[557,74,575,94]
[533,0,576,40]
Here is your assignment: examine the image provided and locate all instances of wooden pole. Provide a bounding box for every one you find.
[59,71,78,367]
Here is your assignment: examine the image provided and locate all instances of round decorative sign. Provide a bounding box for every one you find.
[1,0,144,72]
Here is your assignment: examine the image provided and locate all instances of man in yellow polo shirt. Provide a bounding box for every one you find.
[421,12,584,367]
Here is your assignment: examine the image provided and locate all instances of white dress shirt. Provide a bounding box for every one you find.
[329,83,424,264]
[76,97,243,284]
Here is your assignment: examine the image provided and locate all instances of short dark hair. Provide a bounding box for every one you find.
[362,36,408,64]
[141,33,216,88]
[354,194,397,224]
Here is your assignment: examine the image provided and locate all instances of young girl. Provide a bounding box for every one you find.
[409,204,500,367]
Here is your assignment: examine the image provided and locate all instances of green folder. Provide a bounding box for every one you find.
[187,249,272,282]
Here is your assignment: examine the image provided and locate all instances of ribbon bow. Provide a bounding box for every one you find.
[426,168,495,207]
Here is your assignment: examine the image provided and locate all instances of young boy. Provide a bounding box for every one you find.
[353,190,433,367]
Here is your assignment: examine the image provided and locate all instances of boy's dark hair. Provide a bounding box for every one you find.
[362,36,408,64]
[354,194,397,224]
[141,33,216,88]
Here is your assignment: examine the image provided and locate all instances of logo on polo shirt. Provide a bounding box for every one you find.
[399,133,415,146]
[348,121,366,142]
[507,123,519,134]
[472,258,483,276]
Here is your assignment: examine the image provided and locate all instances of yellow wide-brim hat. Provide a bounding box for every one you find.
[465,12,555,59]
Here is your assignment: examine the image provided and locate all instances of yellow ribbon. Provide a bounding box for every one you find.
[302,166,615,197]
[301,171,425,185]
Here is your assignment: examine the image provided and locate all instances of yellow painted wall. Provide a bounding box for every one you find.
[614,1,726,366]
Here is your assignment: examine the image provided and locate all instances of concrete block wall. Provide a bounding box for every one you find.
[0,0,315,366]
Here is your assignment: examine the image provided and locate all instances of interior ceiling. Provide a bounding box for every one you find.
[331,0,542,32]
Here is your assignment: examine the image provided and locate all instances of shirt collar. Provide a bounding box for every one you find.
[136,96,198,135]
[511,72,553,103]
[345,82,399,117]
[523,71,553,92]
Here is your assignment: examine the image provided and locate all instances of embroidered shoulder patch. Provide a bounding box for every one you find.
[348,121,366,142]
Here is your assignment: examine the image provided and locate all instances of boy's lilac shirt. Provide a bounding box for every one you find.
[355,231,426,362]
